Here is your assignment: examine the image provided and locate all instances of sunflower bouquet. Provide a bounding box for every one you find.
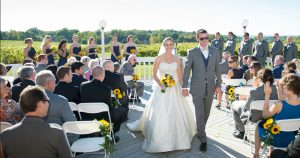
[98,119,114,156]
[259,118,280,147]
[111,88,126,108]
[131,74,140,88]
[50,46,58,54]
[78,51,87,57]
[225,85,235,108]
[116,55,123,61]
[130,48,136,54]
[160,74,176,93]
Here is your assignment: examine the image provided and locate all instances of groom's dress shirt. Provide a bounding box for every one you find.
[199,45,209,59]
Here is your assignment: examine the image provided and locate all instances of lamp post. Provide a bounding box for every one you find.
[242,19,249,33]
[99,20,107,62]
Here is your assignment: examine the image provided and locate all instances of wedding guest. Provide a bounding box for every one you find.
[13,59,36,86]
[252,32,269,66]
[270,33,283,63]
[35,54,48,73]
[224,31,236,56]
[219,51,231,75]
[70,35,82,61]
[211,32,224,61]
[23,38,37,61]
[87,37,98,59]
[253,74,300,158]
[41,35,55,65]
[11,66,36,102]
[0,77,23,124]
[70,61,87,88]
[80,66,126,135]
[124,35,138,61]
[270,133,300,158]
[227,56,243,79]
[120,54,144,102]
[0,63,11,87]
[110,35,122,63]
[243,56,258,81]
[80,56,91,73]
[46,64,59,83]
[282,61,298,77]
[114,62,121,73]
[54,66,80,104]
[283,36,298,62]
[240,55,250,73]
[233,68,278,139]
[249,61,262,87]
[57,39,68,67]
[238,32,252,62]
[0,86,72,158]
[84,58,100,80]
[272,55,285,79]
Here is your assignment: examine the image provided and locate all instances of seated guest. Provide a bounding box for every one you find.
[13,59,35,85]
[292,59,300,77]
[272,55,285,79]
[120,54,144,102]
[80,56,91,73]
[240,55,250,73]
[282,61,299,77]
[227,55,244,79]
[249,61,262,87]
[70,61,87,88]
[102,60,129,112]
[54,66,80,104]
[46,64,59,83]
[219,51,231,75]
[0,77,23,124]
[80,66,126,135]
[233,68,278,139]
[84,58,100,80]
[270,132,300,158]
[0,86,72,158]
[254,74,300,158]
[243,55,258,81]
[12,66,36,102]
[0,63,11,87]
[114,62,121,73]
[35,54,48,73]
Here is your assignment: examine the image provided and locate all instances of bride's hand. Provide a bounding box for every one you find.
[160,84,166,90]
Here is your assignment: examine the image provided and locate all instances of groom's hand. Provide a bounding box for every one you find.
[182,88,189,97]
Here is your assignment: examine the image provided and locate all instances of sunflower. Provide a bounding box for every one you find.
[113,89,121,94]
[99,119,109,127]
[229,94,235,101]
[263,122,272,129]
[263,118,274,129]
[266,118,274,125]
[228,87,234,95]
[130,49,136,54]
[117,94,123,99]
[271,125,280,135]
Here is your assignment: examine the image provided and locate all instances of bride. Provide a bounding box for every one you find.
[127,37,197,153]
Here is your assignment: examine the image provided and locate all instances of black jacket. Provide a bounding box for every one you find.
[71,74,87,88]
[54,81,80,104]
[12,79,35,102]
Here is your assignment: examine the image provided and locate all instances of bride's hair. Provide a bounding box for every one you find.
[158,37,175,56]
[162,37,174,46]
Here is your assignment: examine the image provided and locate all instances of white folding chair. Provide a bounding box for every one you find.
[68,102,78,112]
[243,100,277,153]
[246,79,253,86]
[0,122,12,133]
[275,119,300,150]
[62,121,106,157]
[77,103,115,144]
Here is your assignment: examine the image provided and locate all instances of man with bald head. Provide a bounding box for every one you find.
[80,66,126,135]
[283,36,298,62]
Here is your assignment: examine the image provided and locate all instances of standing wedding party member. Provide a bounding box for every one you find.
[110,35,122,63]
[124,35,138,61]
[182,29,222,152]
[57,39,68,67]
[252,32,269,67]
[270,33,283,63]
[224,31,236,56]
[283,36,298,62]
[127,37,196,153]
[41,35,55,65]
[211,32,224,60]
[23,38,37,61]
[70,35,82,61]
[87,37,98,59]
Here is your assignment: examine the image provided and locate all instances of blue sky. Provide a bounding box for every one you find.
[1,0,300,35]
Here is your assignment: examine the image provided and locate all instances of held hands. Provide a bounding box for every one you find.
[264,82,272,98]
[182,89,189,97]
[215,87,222,94]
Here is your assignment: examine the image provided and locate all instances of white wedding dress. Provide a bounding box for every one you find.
[127,62,197,153]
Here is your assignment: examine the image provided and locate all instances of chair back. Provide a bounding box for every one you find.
[124,75,132,82]
[246,79,253,86]
[225,79,246,87]
[276,119,300,132]
[62,121,100,135]
[250,100,277,111]
[0,122,12,133]
[68,102,78,111]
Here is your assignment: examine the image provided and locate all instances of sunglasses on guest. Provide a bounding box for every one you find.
[199,37,209,41]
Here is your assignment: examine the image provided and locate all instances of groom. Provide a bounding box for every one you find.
[182,29,222,152]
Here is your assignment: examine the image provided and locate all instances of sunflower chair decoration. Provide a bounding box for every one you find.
[112,88,126,108]
[98,119,114,157]
[258,118,280,154]
[225,85,236,109]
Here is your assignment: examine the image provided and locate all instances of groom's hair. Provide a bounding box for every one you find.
[196,29,208,40]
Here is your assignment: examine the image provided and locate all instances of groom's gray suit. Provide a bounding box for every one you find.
[183,46,221,143]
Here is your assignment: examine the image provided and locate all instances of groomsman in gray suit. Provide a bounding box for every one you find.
[283,36,298,62]
[270,33,283,63]
[211,32,224,60]
[252,32,269,66]
[182,29,222,152]
[224,32,236,56]
[238,32,252,63]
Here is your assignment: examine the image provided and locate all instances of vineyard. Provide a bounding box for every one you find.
[0,40,299,64]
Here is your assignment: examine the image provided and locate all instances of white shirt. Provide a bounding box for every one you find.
[199,45,209,59]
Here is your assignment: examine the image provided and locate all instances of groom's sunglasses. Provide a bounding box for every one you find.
[199,37,209,41]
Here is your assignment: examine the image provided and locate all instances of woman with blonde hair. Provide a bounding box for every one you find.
[87,37,98,59]
[70,35,82,61]
[124,35,138,61]
[84,58,100,80]
[41,35,55,65]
